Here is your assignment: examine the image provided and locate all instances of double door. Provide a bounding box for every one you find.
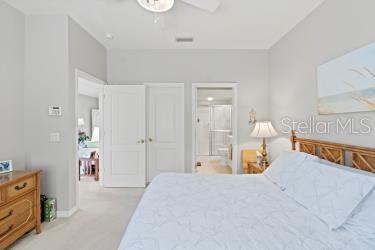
[103,84,184,187]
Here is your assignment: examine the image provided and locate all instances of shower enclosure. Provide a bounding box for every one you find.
[196,105,232,158]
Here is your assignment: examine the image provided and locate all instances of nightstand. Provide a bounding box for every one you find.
[245,162,266,174]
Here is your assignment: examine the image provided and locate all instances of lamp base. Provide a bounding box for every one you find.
[261,138,269,168]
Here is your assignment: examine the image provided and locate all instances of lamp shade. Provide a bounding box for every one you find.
[137,0,174,13]
[78,118,85,127]
[250,121,278,138]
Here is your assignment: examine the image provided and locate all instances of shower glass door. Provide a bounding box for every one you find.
[210,105,232,156]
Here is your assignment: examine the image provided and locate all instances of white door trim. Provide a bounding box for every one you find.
[191,83,239,174]
[144,83,185,181]
[145,83,184,88]
[74,69,105,212]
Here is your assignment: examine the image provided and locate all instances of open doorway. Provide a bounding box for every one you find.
[75,70,104,207]
[192,83,238,175]
[77,79,100,183]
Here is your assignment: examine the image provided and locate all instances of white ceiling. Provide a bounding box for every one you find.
[5,0,326,50]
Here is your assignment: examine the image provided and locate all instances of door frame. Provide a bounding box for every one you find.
[144,83,185,182]
[75,69,105,208]
[191,83,239,174]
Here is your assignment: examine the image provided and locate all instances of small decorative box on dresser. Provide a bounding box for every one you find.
[0,170,42,249]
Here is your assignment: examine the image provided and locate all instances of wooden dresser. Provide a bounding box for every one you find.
[0,170,41,249]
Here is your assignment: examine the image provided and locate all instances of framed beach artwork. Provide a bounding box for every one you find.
[317,42,375,115]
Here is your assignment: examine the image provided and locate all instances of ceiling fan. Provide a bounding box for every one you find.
[137,0,221,13]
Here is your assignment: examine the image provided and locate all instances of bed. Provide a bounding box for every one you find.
[119,132,375,250]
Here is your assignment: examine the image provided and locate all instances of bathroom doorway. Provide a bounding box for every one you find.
[192,83,238,174]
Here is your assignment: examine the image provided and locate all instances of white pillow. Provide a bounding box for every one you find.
[319,159,345,168]
[343,189,375,239]
[285,161,375,230]
[264,151,318,190]
[320,159,375,178]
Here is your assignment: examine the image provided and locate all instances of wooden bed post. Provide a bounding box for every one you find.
[291,130,297,151]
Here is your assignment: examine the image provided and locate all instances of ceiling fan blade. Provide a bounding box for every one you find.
[180,0,221,12]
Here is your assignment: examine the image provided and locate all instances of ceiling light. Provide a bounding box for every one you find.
[105,33,114,40]
[137,0,174,13]
[207,97,214,101]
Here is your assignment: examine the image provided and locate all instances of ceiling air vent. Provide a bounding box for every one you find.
[176,37,194,43]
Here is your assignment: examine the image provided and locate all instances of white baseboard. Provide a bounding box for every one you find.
[57,206,78,218]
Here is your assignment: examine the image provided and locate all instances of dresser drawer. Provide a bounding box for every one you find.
[0,192,34,227]
[6,177,35,200]
[0,206,34,241]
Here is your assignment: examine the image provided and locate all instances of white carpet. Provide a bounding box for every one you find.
[11,180,145,250]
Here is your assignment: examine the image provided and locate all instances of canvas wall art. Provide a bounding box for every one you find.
[317,42,375,115]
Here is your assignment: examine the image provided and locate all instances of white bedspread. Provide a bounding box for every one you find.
[119,173,374,250]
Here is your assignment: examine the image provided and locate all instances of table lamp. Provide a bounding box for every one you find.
[250,121,278,167]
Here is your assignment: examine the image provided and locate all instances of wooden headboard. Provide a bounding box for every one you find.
[290,130,375,173]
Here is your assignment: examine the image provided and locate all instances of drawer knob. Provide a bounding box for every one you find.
[15,182,27,191]
[0,210,13,222]
[0,225,13,237]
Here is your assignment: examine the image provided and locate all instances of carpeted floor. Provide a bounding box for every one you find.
[10,180,145,250]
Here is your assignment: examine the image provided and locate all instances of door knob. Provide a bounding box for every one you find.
[137,139,145,144]
[149,138,153,142]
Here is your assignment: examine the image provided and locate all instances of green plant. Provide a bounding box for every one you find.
[78,132,89,144]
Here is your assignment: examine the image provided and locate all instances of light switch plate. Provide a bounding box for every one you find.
[50,133,60,143]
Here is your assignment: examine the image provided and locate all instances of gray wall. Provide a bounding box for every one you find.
[24,15,70,210]
[107,49,269,173]
[77,95,99,138]
[269,0,375,159]
[67,18,106,209]
[24,15,106,212]
[0,1,25,169]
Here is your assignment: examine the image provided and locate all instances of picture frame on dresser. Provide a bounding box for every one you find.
[0,160,13,174]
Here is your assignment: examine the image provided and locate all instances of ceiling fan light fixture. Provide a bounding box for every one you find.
[137,0,175,13]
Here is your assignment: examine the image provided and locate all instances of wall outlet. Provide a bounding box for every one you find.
[50,133,60,143]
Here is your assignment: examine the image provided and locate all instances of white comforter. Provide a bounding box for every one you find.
[119,173,374,250]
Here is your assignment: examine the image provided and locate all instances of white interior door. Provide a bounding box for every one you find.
[103,85,146,187]
[147,85,184,182]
